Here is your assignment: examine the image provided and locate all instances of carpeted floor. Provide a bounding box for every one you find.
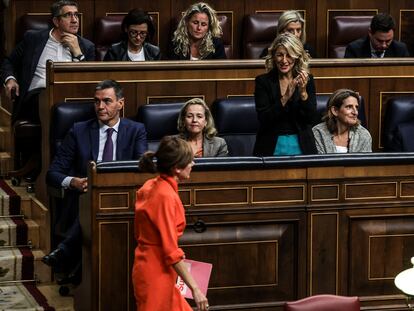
[37,283,74,311]
[0,179,56,310]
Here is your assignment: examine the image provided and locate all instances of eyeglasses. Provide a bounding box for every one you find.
[128,30,148,38]
[58,12,81,19]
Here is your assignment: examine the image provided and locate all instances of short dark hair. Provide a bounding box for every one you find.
[370,13,395,33]
[95,80,123,100]
[121,8,155,41]
[51,0,78,18]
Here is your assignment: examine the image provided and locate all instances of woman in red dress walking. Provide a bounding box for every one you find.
[133,136,209,311]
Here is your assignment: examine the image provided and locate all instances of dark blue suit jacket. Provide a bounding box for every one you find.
[0,29,95,120]
[46,118,147,188]
[344,36,410,58]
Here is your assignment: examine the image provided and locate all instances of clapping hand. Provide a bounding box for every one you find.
[295,70,309,90]
[295,70,309,101]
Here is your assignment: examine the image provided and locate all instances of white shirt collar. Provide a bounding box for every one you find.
[370,41,385,58]
[99,118,121,132]
[49,28,61,44]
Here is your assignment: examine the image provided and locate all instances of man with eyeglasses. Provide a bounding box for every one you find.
[0,0,95,124]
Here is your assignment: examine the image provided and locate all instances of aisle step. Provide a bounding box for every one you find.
[26,218,40,249]
[33,249,51,283]
[0,152,11,177]
[0,126,11,152]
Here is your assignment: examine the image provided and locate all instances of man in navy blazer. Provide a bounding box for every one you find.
[43,80,147,281]
[0,0,95,123]
[344,13,409,58]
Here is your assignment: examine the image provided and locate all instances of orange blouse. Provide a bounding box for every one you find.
[194,147,203,158]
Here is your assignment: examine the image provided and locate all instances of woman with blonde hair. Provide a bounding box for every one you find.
[312,89,372,153]
[133,136,209,311]
[260,10,316,58]
[177,98,228,157]
[254,32,318,156]
[169,2,226,60]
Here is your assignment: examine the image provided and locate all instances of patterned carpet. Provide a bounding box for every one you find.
[0,179,54,310]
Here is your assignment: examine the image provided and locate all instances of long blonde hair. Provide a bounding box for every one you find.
[172,2,222,59]
[264,32,309,75]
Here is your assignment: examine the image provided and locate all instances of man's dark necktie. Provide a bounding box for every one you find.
[102,128,114,162]
[375,51,383,58]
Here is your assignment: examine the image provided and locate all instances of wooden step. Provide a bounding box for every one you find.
[0,126,11,152]
[0,152,12,177]
[32,249,51,283]
[6,181,53,283]
[26,219,40,249]
[37,282,75,310]
[18,193,50,254]
[0,105,11,129]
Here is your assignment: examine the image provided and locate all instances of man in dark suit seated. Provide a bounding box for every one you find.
[0,0,95,124]
[42,79,147,283]
[344,13,409,58]
[389,122,414,152]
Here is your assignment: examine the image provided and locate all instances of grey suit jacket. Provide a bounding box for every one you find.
[312,122,372,153]
[203,136,228,157]
[175,134,228,157]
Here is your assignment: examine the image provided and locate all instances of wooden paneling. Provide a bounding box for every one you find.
[99,222,131,311]
[345,182,397,200]
[137,81,215,107]
[390,0,414,56]
[32,59,414,206]
[310,213,338,295]
[78,158,414,310]
[325,10,377,56]
[181,220,300,306]
[244,0,318,57]
[310,184,339,202]
[315,0,389,58]
[349,213,414,297]
[252,184,305,204]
